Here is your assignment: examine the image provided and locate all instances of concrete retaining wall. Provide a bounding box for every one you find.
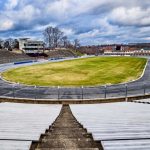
[1,94,150,104]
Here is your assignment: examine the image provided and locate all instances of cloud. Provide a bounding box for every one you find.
[109,7,150,26]
[5,0,19,10]
[61,28,75,36]
[0,19,14,31]
[0,0,150,45]
[79,29,100,39]
[0,14,14,31]
[45,0,111,20]
[34,23,57,31]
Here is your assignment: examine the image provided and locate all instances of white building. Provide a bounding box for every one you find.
[19,38,44,54]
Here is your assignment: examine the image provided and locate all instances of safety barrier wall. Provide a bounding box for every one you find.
[0,82,150,103]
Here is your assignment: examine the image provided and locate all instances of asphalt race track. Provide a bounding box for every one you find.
[0,57,150,100]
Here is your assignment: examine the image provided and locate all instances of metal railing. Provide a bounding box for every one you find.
[0,82,150,100]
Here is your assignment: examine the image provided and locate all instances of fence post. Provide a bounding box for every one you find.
[12,84,15,98]
[125,84,128,102]
[58,86,60,100]
[34,85,37,100]
[144,83,146,95]
[104,85,107,99]
[81,86,84,100]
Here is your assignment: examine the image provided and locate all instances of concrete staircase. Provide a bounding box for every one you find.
[30,104,104,150]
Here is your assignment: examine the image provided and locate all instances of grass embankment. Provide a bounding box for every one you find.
[2,57,147,86]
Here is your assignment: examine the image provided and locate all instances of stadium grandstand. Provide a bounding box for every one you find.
[0,49,78,64]
[1,42,150,150]
[1,102,150,149]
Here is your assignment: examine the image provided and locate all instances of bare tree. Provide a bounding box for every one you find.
[53,27,63,48]
[13,39,19,49]
[44,26,64,49]
[44,26,54,48]
[3,38,16,50]
[74,39,80,49]
[7,38,14,48]
[0,39,4,49]
[61,36,68,48]
[3,40,10,49]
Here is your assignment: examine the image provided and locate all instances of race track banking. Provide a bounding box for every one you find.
[0,57,150,100]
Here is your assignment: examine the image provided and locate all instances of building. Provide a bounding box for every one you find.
[19,38,44,54]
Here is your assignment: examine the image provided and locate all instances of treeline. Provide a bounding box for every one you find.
[0,26,80,51]
[0,38,19,50]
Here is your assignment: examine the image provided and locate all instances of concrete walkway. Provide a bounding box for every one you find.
[30,104,103,150]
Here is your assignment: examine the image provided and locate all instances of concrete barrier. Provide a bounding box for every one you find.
[0,97,129,104]
[1,93,150,104]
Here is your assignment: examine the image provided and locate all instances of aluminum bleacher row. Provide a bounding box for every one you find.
[71,102,150,150]
[0,103,61,150]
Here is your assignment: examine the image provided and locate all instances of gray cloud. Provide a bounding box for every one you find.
[0,0,150,45]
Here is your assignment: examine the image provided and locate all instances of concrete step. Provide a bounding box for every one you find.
[40,133,93,139]
[52,124,83,128]
[35,148,100,150]
[37,140,100,148]
[50,127,87,131]
[49,130,87,134]
[51,126,84,128]
[53,120,79,124]
[53,122,80,126]
[52,122,82,126]
[30,104,103,150]
[41,138,93,142]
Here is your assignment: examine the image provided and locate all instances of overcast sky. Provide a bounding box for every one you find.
[0,0,150,45]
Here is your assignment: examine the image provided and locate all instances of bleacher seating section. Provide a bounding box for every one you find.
[0,50,34,64]
[0,50,77,64]
[46,49,77,58]
[0,49,77,64]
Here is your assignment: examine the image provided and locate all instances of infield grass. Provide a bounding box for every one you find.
[2,56,147,86]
